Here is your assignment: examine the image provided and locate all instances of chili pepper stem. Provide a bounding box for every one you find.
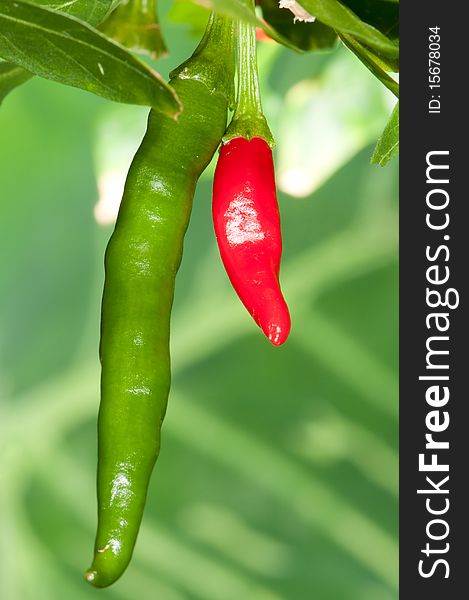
[170,12,235,103]
[224,0,274,145]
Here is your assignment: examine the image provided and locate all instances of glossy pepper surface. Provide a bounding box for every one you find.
[212,136,290,345]
[85,13,234,588]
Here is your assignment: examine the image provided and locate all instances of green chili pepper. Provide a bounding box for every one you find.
[85,14,234,588]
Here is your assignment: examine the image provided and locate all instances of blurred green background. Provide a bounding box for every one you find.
[0,3,398,599]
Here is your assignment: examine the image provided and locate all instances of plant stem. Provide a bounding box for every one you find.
[169,12,235,102]
[224,0,274,145]
[236,2,263,118]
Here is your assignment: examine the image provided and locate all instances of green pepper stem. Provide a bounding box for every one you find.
[224,0,274,145]
[170,12,235,103]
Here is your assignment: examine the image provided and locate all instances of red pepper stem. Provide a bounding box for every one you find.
[224,0,274,146]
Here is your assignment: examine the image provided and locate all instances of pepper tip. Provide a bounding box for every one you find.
[84,569,97,586]
[266,318,290,346]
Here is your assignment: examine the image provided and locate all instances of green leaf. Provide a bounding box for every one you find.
[0,60,33,104]
[339,3,399,71]
[0,1,119,106]
[260,0,338,52]
[371,102,399,166]
[0,1,180,115]
[30,0,117,26]
[341,0,399,42]
[291,0,399,58]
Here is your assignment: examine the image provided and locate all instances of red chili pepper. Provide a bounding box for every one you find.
[212,136,291,346]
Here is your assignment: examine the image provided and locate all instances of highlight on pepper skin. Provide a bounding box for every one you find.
[85,461,141,588]
[85,540,128,589]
